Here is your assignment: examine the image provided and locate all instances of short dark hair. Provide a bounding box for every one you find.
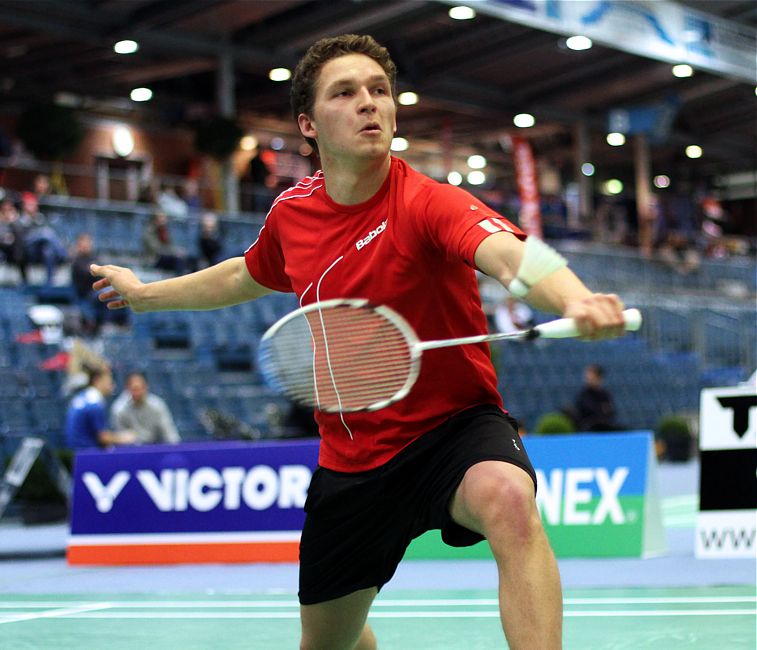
[290,34,397,152]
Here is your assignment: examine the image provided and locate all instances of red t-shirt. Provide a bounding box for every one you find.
[245,157,524,471]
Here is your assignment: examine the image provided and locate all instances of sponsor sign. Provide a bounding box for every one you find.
[405,431,665,559]
[697,384,757,559]
[68,440,318,565]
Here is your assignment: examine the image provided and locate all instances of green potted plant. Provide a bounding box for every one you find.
[534,411,576,434]
[656,414,692,462]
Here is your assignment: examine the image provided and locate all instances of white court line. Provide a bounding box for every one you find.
[8,609,752,620]
[0,603,113,625]
[0,596,754,608]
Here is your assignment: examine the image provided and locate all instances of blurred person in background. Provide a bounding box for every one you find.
[143,210,194,275]
[157,182,189,218]
[17,190,68,285]
[0,197,26,283]
[567,364,617,432]
[111,371,181,445]
[65,366,137,449]
[197,211,224,267]
[493,295,534,333]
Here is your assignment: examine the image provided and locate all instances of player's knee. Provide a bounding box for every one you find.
[477,473,540,544]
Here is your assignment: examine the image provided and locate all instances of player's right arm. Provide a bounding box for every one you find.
[90,256,272,313]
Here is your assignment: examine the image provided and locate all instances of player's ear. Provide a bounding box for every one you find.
[298,113,317,140]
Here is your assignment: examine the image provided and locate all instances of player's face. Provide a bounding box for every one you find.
[127,376,148,403]
[300,54,397,163]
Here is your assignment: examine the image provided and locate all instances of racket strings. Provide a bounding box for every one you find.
[258,304,414,412]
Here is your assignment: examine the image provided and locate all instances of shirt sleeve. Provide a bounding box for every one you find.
[156,398,181,443]
[243,212,293,293]
[414,183,525,266]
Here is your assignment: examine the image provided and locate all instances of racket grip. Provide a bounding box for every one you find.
[535,308,642,339]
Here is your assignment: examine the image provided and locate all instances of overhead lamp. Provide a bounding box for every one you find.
[269,67,292,82]
[448,6,476,20]
[513,113,535,128]
[565,35,592,51]
[391,137,409,152]
[130,87,152,102]
[398,92,419,106]
[114,40,139,55]
[672,64,694,78]
[602,179,623,195]
[653,175,671,188]
[112,125,134,157]
[467,171,486,185]
[447,171,463,186]
[685,145,703,159]
[240,135,258,152]
[606,132,626,146]
[581,163,595,177]
[467,154,487,169]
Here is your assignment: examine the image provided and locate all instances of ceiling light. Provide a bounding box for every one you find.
[447,171,463,186]
[603,179,623,195]
[581,163,595,176]
[467,171,486,185]
[114,40,139,55]
[513,113,535,128]
[130,87,152,102]
[271,137,286,151]
[391,137,409,152]
[240,135,258,152]
[449,6,476,20]
[112,125,134,157]
[606,132,626,146]
[672,64,694,78]
[565,35,592,51]
[685,145,703,159]
[653,175,671,189]
[269,67,292,82]
[467,154,487,169]
[398,92,419,106]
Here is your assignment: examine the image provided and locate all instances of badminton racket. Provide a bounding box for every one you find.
[257,299,642,413]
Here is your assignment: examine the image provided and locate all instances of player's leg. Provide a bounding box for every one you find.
[449,460,562,650]
[299,587,378,650]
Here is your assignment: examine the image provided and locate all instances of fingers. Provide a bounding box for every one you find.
[570,294,626,340]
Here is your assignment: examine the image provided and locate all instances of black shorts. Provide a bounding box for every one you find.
[298,404,536,605]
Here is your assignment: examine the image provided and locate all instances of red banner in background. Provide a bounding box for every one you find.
[511,136,542,238]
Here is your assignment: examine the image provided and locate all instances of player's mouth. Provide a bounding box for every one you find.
[360,123,382,133]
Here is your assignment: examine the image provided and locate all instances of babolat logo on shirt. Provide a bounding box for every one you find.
[356,219,387,250]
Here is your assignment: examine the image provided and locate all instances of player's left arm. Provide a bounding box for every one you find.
[474,232,625,339]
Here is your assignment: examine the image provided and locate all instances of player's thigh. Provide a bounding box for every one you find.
[300,586,378,650]
[449,460,537,537]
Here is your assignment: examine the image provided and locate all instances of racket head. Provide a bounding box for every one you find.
[257,299,422,413]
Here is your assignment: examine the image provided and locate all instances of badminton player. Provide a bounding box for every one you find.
[92,34,627,650]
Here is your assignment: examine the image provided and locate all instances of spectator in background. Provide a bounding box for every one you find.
[17,191,68,285]
[70,233,130,335]
[143,211,193,275]
[493,295,534,333]
[0,197,26,283]
[65,367,137,449]
[157,182,189,219]
[197,211,224,267]
[568,364,617,432]
[182,178,203,213]
[111,371,181,444]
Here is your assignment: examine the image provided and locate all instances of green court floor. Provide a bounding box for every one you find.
[1,586,754,649]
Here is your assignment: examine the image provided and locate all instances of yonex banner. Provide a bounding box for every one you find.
[696,384,757,559]
[69,432,664,565]
[68,440,318,565]
[405,431,665,559]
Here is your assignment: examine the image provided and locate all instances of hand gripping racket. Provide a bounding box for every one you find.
[257,299,642,413]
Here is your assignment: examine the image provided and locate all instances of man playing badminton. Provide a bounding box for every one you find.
[92,34,627,650]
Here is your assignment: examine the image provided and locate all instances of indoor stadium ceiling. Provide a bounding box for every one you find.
[0,0,755,184]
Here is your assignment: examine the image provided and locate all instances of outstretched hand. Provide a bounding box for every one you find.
[90,263,145,312]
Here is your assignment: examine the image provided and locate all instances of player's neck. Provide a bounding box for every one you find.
[321,154,391,205]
